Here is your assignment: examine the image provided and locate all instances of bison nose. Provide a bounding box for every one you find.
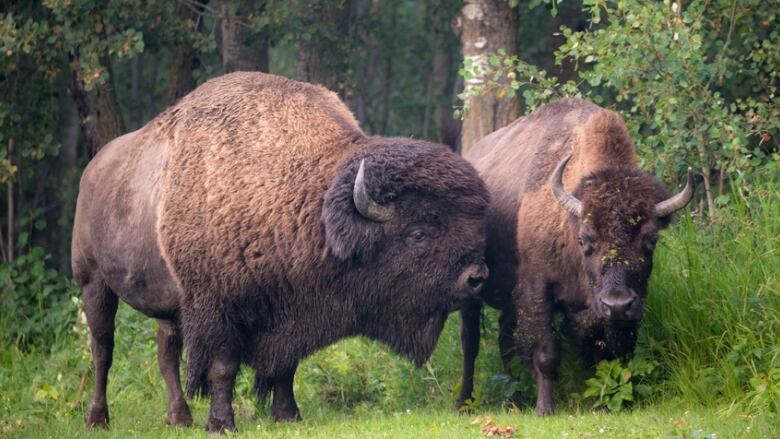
[459,264,489,295]
[599,291,638,320]
[468,273,485,291]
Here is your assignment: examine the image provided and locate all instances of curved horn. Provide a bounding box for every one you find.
[353,159,395,222]
[655,167,695,216]
[550,154,583,218]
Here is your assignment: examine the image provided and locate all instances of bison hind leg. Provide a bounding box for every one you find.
[82,279,119,429]
[155,319,193,427]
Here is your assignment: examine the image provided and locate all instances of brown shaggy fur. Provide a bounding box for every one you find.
[457,98,680,415]
[72,72,489,433]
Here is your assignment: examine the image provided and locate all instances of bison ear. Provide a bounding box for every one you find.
[322,160,385,261]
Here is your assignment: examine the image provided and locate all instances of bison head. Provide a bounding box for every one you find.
[322,139,489,364]
[551,155,693,327]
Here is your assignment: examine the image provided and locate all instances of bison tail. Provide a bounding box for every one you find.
[184,346,212,399]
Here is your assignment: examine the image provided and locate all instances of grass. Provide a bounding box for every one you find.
[1,180,778,437]
[1,329,776,438]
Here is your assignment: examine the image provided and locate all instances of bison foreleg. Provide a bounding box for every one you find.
[155,319,193,427]
[270,367,301,422]
[83,280,119,429]
[514,281,559,416]
[455,298,483,410]
[205,356,239,433]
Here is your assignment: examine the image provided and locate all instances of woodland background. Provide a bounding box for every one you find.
[0,1,778,437]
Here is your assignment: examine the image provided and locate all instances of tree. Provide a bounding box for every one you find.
[454,0,519,154]
[219,0,269,73]
[294,0,354,93]
[44,0,152,156]
[425,0,461,146]
[166,1,205,105]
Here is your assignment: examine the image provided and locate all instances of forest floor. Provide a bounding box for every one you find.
[1,311,777,439]
[3,400,774,438]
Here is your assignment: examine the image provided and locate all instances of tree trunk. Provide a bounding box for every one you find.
[346,0,372,131]
[166,1,203,106]
[47,77,82,271]
[455,0,518,155]
[428,0,459,147]
[131,52,144,128]
[702,166,716,218]
[379,4,397,134]
[220,0,269,73]
[69,55,125,157]
[296,0,353,94]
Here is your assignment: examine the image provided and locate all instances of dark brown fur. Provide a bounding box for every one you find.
[72,72,489,433]
[457,98,677,415]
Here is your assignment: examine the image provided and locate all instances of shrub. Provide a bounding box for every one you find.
[0,245,79,349]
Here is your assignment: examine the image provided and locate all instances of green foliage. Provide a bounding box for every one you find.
[580,357,657,412]
[0,246,79,348]
[459,0,779,193]
[42,0,174,89]
[645,176,780,417]
[0,9,62,185]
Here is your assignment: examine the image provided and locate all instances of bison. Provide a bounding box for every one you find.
[454,98,693,415]
[71,72,490,432]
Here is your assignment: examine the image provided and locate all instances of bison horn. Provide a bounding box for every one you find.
[550,154,583,218]
[655,167,695,216]
[353,159,395,222]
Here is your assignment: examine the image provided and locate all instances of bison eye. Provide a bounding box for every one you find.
[404,226,435,248]
[578,235,595,256]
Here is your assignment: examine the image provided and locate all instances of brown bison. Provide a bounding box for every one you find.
[71,72,490,432]
[455,98,693,415]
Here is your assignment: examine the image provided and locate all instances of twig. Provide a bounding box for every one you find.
[6,138,13,262]
[178,0,256,30]
[708,0,738,87]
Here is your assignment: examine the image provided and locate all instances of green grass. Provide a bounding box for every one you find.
[0,330,776,438]
[1,180,778,437]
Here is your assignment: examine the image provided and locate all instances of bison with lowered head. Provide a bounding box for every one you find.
[72,72,489,432]
[455,98,693,415]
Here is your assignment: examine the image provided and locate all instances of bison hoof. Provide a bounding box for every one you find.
[454,398,474,412]
[166,408,194,427]
[534,404,554,416]
[85,404,109,429]
[271,407,302,422]
[205,417,236,434]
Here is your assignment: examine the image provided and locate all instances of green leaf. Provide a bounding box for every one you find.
[17,232,28,247]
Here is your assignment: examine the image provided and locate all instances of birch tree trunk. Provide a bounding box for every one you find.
[455,0,518,155]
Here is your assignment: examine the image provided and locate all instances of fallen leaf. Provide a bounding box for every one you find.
[481,424,516,437]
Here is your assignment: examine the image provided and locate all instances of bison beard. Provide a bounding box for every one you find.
[72,72,489,433]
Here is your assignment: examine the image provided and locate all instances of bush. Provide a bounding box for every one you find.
[0,245,79,349]
[580,357,658,412]
[645,177,780,415]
